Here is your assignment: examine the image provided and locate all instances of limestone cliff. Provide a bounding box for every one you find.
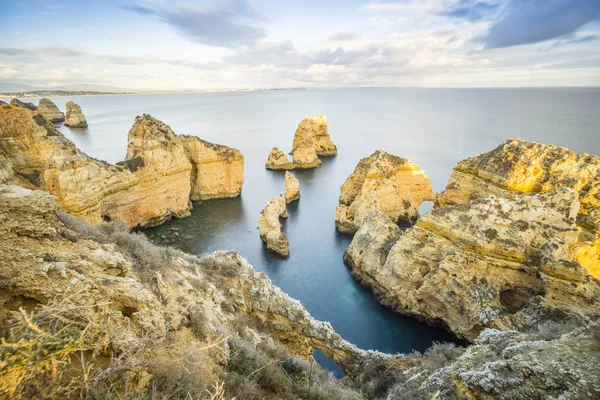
[336,150,434,234]
[285,171,300,203]
[10,98,37,111]
[37,98,64,122]
[292,114,337,156]
[438,139,600,279]
[180,135,244,200]
[258,194,290,258]
[64,100,87,127]
[345,190,600,341]
[265,147,295,170]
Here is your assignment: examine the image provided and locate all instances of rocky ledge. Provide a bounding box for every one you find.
[38,98,65,122]
[336,150,434,234]
[285,171,300,203]
[64,100,88,127]
[258,194,290,258]
[10,98,37,111]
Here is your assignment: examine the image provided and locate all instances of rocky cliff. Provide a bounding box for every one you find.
[285,171,300,203]
[292,114,337,156]
[336,151,434,234]
[258,194,290,258]
[437,139,600,279]
[37,98,64,122]
[345,190,600,341]
[64,100,87,127]
[10,98,37,111]
[180,135,244,200]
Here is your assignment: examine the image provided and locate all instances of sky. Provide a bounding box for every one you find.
[1,0,599,90]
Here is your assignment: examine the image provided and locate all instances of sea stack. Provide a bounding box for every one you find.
[335,150,434,234]
[38,98,65,122]
[180,135,244,200]
[64,100,88,127]
[293,114,337,156]
[266,147,295,170]
[258,194,290,258]
[284,171,300,203]
[10,98,37,111]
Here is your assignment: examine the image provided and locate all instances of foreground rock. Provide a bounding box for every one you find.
[265,147,295,170]
[336,151,434,234]
[10,98,37,111]
[285,171,300,203]
[180,135,244,200]
[64,100,88,127]
[292,114,337,156]
[37,98,64,122]
[346,190,600,341]
[258,194,290,258]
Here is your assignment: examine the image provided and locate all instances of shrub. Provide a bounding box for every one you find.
[423,342,464,368]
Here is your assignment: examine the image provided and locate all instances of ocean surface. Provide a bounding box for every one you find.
[35,88,600,375]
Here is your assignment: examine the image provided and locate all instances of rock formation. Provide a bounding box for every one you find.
[292,114,337,156]
[10,98,37,111]
[258,194,290,258]
[345,189,600,341]
[0,100,7,105]
[438,139,600,279]
[265,147,295,170]
[64,100,87,127]
[0,106,245,228]
[290,126,322,169]
[285,171,300,203]
[180,135,244,200]
[37,98,64,122]
[336,151,434,234]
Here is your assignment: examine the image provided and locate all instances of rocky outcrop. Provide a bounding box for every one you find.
[37,98,64,122]
[0,100,7,105]
[265,147,295,170]
[437,139,600,279]
[180,135,244,200]
[10,98,37,111]
[336,151,434,234]
[292,114,337,156]
[258,194,290,258]
[345,190,600,341]
[64,100,87,127]
[291,127,322,169]
[285,171,300,203]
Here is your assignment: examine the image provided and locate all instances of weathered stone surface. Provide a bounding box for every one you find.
[292,114,337,156]
[37,98,64,122]
[346,190,600,341]
[336,151,434,234]
[258,194,289,258]
[438,139,600,279]
[180,135,244,200]
[64,100,87,127]
[10,98,37,111]
[265,147,295,170]
[291,126,322,169]
[285,171,300,203]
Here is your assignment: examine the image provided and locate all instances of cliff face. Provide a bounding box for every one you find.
[258,194,290,258]
[336,151,434,234]
[180,135,244,200]
[37,98,64,122]
[292,114,337,156]
[345,190,600,341]
[64,100,87,127]
[438,139,600,279]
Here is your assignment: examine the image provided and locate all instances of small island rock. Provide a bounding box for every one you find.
[284,171,300,203]
[265,147,295,170]
[293,114,337,156]
[64,100,88,127]
[38,98,65,122]
[258,194,289,258]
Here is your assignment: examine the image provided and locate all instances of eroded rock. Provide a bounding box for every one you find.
[285,171,300,203]
[38,98,64,122]
[265,147,295,170]
[336,150,434,234]
[258,194,289,258]
[64,100,88,127]
[10,98,37,111]
[292,114,337,156]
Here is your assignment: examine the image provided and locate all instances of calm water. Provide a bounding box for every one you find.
[34,88,600,374]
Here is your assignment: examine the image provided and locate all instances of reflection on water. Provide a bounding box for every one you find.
[28,88,600,375]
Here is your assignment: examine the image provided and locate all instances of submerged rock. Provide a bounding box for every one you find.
[292,114,337,156]
[265,147,295,170]
[10,98,37,111]
[37,98,64,122]
[438,138,600,279]
[335,150,434,234]
[346,189,600,341]
[258,194,290,258]
[284,171,300,203]
[180,135,244,200]
[64,100,87,127]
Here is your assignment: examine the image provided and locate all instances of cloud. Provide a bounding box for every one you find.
[328,33,359,41]
[485,0,600,49]
[125,1,267,48]
[40,45,84,57]
[438,0,500,21]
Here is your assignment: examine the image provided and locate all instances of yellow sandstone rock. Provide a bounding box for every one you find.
[64,100,87,127]
[265,147,295,170]
[292,114,337,156]
[37,98,64,122]
[284,171,300,203]
[335,150,434,234]
[258,194,289,258]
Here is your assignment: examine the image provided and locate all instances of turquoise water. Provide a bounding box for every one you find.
[42,88,600,374]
